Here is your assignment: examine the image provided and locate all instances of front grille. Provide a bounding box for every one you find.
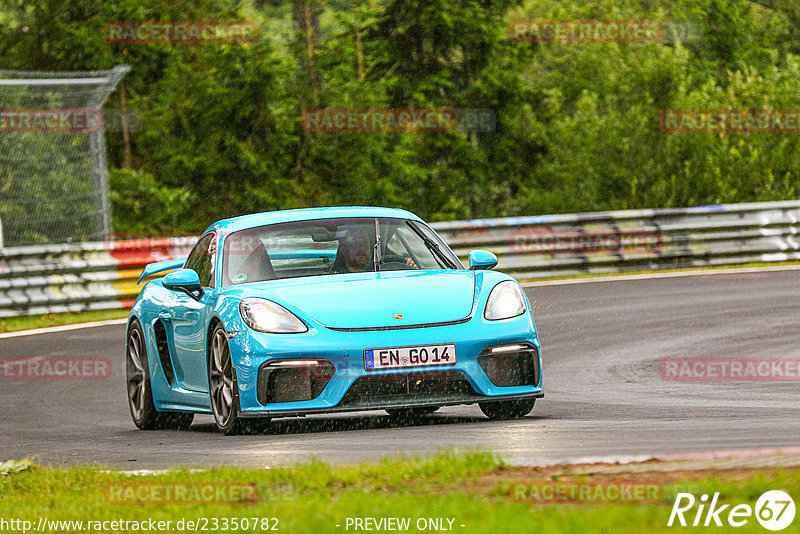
[240,366,544,418]
[257,359,335,405]
[477,344,540,387]
[339,371,475,407]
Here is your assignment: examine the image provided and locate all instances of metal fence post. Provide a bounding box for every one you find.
[0,66,130,247]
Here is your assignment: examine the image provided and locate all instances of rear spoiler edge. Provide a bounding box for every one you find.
[137,258,187,285]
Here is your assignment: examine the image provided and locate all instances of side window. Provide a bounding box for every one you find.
[184,233,216,288]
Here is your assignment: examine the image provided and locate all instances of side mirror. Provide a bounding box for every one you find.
[162,268,204,300]
[468,250,498,271]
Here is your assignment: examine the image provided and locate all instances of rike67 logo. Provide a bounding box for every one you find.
[668,490,795,531]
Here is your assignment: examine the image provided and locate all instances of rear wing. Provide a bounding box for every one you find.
[137,258,187,285]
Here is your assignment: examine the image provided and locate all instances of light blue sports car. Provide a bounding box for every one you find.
[126,207,543,434]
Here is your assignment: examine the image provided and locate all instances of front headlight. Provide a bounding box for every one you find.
[484,281,526,320]
[239,298,308,333]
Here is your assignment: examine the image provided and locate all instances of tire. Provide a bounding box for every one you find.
[479,399,535,420]
[385,406,439,418]
[209,324,246,435]
[126,319,194,430]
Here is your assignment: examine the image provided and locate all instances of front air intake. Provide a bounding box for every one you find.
[257,359,335,405]
[477,343,540,387]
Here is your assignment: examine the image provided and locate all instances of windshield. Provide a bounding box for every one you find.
[222,217,462,286]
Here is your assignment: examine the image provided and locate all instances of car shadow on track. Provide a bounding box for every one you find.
[187,412,545,436]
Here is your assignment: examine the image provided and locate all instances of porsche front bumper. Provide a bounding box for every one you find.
[228,311,543,418]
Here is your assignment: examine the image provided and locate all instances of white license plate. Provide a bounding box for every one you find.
[364,344,456,370]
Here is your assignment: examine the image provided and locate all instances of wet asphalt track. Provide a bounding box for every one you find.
[1,270,799,469]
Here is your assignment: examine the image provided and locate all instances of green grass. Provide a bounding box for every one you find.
[0,453,797,533]
[0,309,129,334]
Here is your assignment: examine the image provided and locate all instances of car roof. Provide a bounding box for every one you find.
[204,206,424,235]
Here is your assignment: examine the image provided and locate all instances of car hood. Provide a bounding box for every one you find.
[242,270,476,329]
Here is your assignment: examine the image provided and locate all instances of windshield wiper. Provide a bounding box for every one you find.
[405,221,457,269]
[374,218,382,272]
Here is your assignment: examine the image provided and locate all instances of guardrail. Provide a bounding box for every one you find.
[434,200,800,279]
[0,238,194,318]
[1,200,799,317]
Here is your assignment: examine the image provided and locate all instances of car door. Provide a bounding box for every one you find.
[165,232,217,393]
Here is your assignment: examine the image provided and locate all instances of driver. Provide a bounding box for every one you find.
[331,228,373,274]
[330,227,417,274]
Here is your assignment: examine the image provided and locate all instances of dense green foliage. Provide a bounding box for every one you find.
[1,0,799,233]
